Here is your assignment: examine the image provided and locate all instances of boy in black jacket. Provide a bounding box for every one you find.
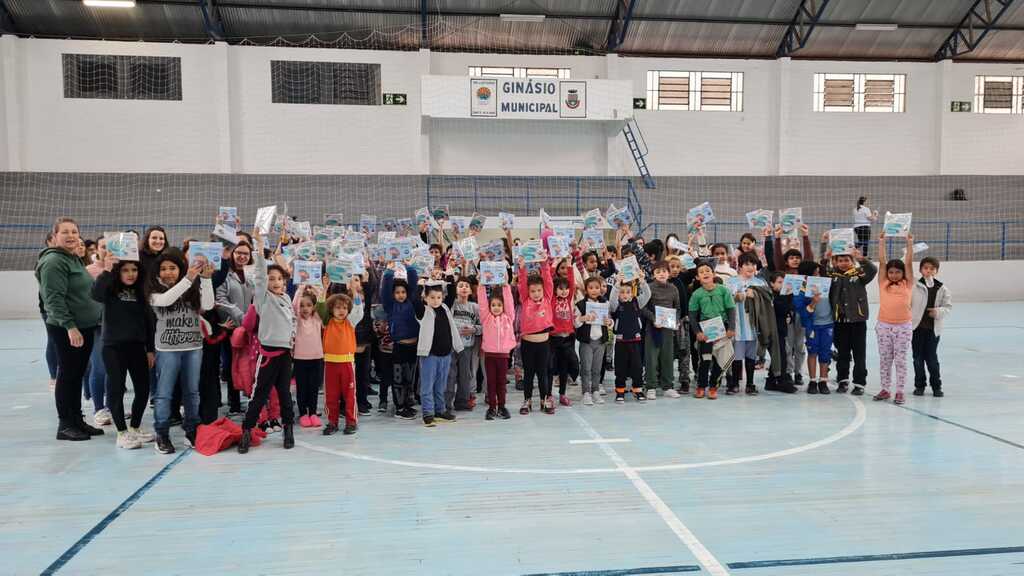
[667,255,696,394]
[609,272,652,403]
[822,248,877,395]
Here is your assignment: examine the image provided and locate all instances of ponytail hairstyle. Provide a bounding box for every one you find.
[885,259,908,286]
[857,196,868,208]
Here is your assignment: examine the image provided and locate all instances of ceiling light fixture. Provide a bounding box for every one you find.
[499,14,546,23]
[855,23,899,31]
[83,0,137,7]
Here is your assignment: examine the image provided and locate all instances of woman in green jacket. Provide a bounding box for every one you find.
[36,217,103,441]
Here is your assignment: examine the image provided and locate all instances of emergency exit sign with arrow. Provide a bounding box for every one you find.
[383,93,407,105]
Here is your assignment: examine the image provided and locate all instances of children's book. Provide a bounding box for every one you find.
[314,240,331,260]
[902,242,928,260]
[469,213,486,233]
[397,218,415,236]
[829,228,856,255]
[883,212,912,237]
[688,202,715,226]
[606,204,632,229]
[414,207,431,226]
[214,207,240,244]
[385,239,413,262]
[324,213,344,227]
[292,240,316,261]
[700,316,726,342]
[254,205,277,235]
[726,276,744,295]
[479,261,507,285]
[681,254,696,270]
[380,218,397,233]
[359,215,377,236]
[779,207,802,239]
[499,212,515,231]
[539,208,552,229]
[781,274,806,296]
[104,231,140,262]
[547,234,570,259]
[189,241,223,268]
[519,239,545,263]
[668,236,688,253]
[586,301,609,325]
[655,306,678,330]
[378,230,396,242]
[409,254,434,276]
[480,240,506,262]
[745,209,773,230]
[582,228,605,250]
[618,255,640,282]
[287,220,312,240]
[582,208,602,229]
[455,237,480,262]
[325,259,349,283]
[803,276,832,297]
[431,205,450,222]
[449,216,469,236]
[293,260,322,286]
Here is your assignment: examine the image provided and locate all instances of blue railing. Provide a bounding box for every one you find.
[638,220,1024,261]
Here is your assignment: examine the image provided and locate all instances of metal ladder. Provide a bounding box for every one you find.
[622,118,656,189]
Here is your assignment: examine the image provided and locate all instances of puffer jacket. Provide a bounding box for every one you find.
[478,284,517,354]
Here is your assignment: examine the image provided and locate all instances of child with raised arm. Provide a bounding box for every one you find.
[793,261,834,395]
[775,223,814,387]
[318,281,364,435]
[381,264,420,420]
[292,284,324,428]
[551,273,579,407]
[823,238,877,396]
[911,257,952,397]
[417,283,464,427]
[478,278,516,420]
[517,251,555,414]
[609,271,652,403]
[873,233,915,405]
[446,274,481,412]
[238,229,296,454]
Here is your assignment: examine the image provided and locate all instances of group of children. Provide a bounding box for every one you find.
[41,207,953,454]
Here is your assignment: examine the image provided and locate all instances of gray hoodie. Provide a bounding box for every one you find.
[253,250,295,349]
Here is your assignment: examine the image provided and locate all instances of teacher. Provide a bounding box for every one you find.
[853,196,878,257]
[36,217,104,441]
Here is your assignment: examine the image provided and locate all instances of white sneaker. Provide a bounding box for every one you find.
[665,388,681,398]
[582,392,594,406]
[94,408,112,427]
[598,387,607,396]
[646,389,657,401]
[130,427,155,443]
[117,431,142,450]
[594,392,606,404]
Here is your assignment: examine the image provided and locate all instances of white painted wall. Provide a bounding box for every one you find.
[0,36,1021,176]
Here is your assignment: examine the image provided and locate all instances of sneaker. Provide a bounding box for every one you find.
[745,385,757,395]
[665,388,681,398]
[646,389,657,401]
[270,419,283,433]
[322,424,339,436]
[933,389,945,398]
[310,415,323,427]
[679,383,690,394]
[155,435,175,455]
[497,406,511,419]
[377,400,389,413]
[343,424,358,435]
[615,393,625,403]
[794,374,804,387]
[873,389,891,402]
[185,430,196,449]
[836,381,850,394]
[237,429,251,454]
[358,407,371,417]
[485,407,496,420]
[258,421,271,434]
[299,415,313,428]
[694,388,706,399]
[435,411,456,423]
[851,385,865,396]
[633,391,645,402]
[116,431,142,450]
[468,395,477,410]
[168,414,183,427]
[130,427,155,443]
[725,386,739,396]
[227,407,244,417]
[423,416,436,428]
[894,392,906,405]
[56,424,90,441]
[594,392,605,404]
[582,392,594,406]
[93,408,112,427]
[396,407,417,420]
[817,381,830,395]
[599,387,608,396]
[559,395,572,407]
[912,388,925,396]
[520,400,532,415]
[707,387,718,400]
[76,419,105,436]
[807,380,819,395]
[542,397,556,414]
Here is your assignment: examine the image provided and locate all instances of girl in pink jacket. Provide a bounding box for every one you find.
[478,281,516,420]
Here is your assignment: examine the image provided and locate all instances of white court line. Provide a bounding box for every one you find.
[568,408,730,576]
[297,395,866,475]
[569,438,631,444]
[11,405,30,411]
[1004,374,1019,379]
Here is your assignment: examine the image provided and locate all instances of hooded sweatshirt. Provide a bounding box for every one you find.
[36,247,102,331]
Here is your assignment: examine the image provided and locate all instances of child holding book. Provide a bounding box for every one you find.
[643,260,681,399]
[823,239,877,396]
[292,284,324,427]
[688,261,736,399]
[874,233,915,405]
[319,285,363,435]
[793,261,834,395]
[911,257,952,397]
[381,265,421,420]
[446,275,481,412]
[517,253,555,415]
[609,271,652,403]
[774,223,813,387]
[726,252,768,395]
[551,275,579,406]
[478,279,516,420]
[575,276,613,406]
[666,254,696,394]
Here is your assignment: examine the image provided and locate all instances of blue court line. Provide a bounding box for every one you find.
[897,405,1024,450]
[40,448,192,576]
[523,546,1024,575]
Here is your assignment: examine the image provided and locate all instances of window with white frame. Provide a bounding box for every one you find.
[974,76,1024,114]
[468,66,571,79]
[645,71,743,111]
[813,73,905,113]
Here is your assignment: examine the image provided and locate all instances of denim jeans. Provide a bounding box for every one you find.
[153,348,202,436]
[419,354,452,418]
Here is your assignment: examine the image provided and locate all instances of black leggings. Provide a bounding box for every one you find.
[243,349,294,429]
[47,323,95,424]
[521,339,551,400]
[355,347,372,412]
[550,335,579,396]
[293,358,324,416]
[697,341,725,389]
[102,342,150,431]
[199,340,222,425]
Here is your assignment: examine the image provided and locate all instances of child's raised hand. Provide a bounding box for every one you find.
[761,225,772,238]
[102,253,119,272]
[604,317,614,328]
[799,223,810,237]
[906,233,914,243]
[186,260,203,281]
[696,331,707,342]
[821,230,830,242]
[773,225,783,239]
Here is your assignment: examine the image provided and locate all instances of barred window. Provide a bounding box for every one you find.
[974,76,1024,114]
[813,73,905,113]
[271,61,382,105]
[468,66,571,79]
[645,71,743,111]
[62,54,182,101]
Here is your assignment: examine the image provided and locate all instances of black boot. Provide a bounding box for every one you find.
[283,424,295,449]
[238,427,252,454]
[726,361,742,394]
[76,417,105,436]
[744,359,758,394]
[57,420,90,441]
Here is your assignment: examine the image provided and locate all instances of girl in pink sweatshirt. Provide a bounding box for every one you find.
[292,284,325,427]
[517,254,555,415]
[478,281,516,421]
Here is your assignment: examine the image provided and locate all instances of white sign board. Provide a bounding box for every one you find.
[422,75,632,121]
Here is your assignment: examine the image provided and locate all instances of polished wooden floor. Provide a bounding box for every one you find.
[4,303,1023,576]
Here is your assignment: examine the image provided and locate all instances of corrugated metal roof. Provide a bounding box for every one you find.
[7,0,208,41]
[794,26,952,60]
[621,20,787,58]
[430,0,617,17]
[633,0,803,21]
[430,15,608,53]
[220,7,421,48]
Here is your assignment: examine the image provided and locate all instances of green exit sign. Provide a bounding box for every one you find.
[950,101,972,112]
[383,93,407,105]
[633,98,646,109]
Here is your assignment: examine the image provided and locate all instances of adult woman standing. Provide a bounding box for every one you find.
[854,196,878,257]
[214,241,254,415]
[139,226,168,276]
[36,218,104,441]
